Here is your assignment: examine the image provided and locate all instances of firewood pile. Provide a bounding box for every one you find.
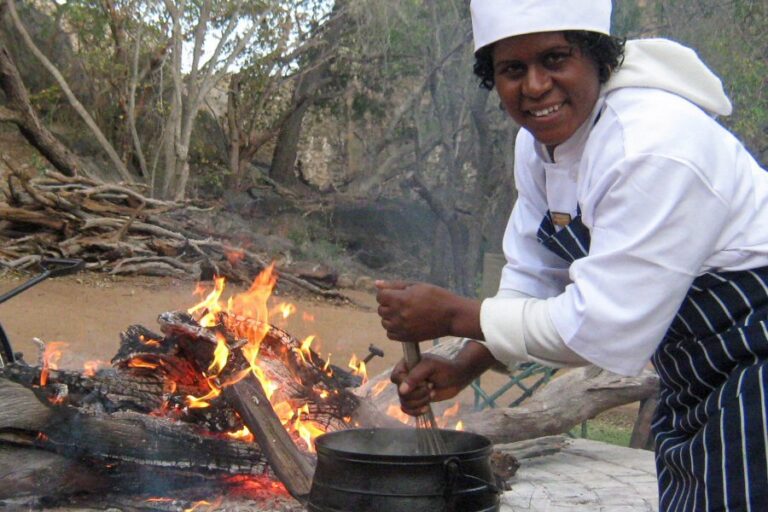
[0,164,346,300]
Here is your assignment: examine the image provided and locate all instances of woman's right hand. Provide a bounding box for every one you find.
[389,340,497,416]
[390,354,471,415]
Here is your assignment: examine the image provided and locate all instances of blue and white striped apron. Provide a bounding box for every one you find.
[538,210,768,511]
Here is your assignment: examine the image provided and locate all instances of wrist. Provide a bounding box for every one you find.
[453,340,496,381]
[446,295,483,340]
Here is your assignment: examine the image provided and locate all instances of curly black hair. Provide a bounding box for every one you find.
[473,31,626,90]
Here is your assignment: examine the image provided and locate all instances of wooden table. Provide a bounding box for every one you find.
[501,438,658,511]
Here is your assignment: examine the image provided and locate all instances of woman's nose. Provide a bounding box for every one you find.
[522,66,552,98]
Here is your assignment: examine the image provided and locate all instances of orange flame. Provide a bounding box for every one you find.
[83,360,107,377]
[227,426,254,443]
[184,497,223,512]
[272,302,296,320]
[40,342,67,386]
[208,333,230,376]
[371,380,389,397]
[184,263,330,450]
[188,276,226,327]
[386,404,412,425]
[293,404,325,453]
[348,354,368,384]
[295,335,315,365]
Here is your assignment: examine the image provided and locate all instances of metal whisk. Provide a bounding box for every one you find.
[402,341,446,455]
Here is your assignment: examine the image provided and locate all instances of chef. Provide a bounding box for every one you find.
[376,1,768,510]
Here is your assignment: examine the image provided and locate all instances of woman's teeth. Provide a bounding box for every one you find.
[530,104,562,117]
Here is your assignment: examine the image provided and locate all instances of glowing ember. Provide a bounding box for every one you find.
[455,420,465,431]
[40,341,67,387]
[225,474,290,499]
[138,335,161,347]
[128,358,160,370]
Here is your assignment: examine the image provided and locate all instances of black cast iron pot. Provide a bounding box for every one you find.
[308,428,500,512]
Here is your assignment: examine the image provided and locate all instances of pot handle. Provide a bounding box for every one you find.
[443,456,501,510]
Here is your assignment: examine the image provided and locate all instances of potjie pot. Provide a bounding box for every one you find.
[308,428,500,512]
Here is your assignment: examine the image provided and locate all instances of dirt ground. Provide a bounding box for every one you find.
[0,273,391,371]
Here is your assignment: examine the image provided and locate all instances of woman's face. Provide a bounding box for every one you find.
[492,31,601,149]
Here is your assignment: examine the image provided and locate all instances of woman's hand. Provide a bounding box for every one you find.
[390,341,497,416]
[375,280,483,342]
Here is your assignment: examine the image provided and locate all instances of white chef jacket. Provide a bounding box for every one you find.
[480,43,768,376]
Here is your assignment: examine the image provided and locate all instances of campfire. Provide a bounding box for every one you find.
[0,264,421,510]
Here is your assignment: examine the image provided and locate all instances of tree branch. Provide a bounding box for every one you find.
[5,0,134,183]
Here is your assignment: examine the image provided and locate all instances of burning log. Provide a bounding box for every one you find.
[0,275,368,508]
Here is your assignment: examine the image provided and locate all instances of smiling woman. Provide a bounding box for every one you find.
[375,1,768,511]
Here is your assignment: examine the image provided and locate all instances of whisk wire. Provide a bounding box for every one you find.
[402,342,447,455]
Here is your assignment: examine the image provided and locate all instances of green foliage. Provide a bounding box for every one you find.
[577,418,634,447]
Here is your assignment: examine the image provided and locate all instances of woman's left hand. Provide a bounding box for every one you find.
[375,280,483,342]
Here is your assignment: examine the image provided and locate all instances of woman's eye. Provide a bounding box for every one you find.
[496,63,525,78]
[543,51,572,67]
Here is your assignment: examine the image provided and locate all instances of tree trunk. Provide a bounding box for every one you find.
[0,43,83,176]
[269,99,311,188]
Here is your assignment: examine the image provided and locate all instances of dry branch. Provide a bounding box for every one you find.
[0,167,352,301]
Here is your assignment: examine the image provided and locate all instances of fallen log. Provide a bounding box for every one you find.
[461,365,660,444]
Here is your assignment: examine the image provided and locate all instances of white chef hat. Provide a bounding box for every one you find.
[470,0,613,52]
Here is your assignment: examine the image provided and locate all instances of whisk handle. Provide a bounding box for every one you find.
[402,341,422,369]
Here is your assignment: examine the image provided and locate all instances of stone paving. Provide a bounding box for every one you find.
[501,439,658,511]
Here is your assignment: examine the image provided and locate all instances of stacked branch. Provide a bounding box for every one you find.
[0,165,349,300]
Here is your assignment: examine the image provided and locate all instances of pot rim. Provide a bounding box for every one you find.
[314,427,493,461]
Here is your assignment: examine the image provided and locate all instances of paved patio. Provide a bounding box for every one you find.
[501,438,658,511]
